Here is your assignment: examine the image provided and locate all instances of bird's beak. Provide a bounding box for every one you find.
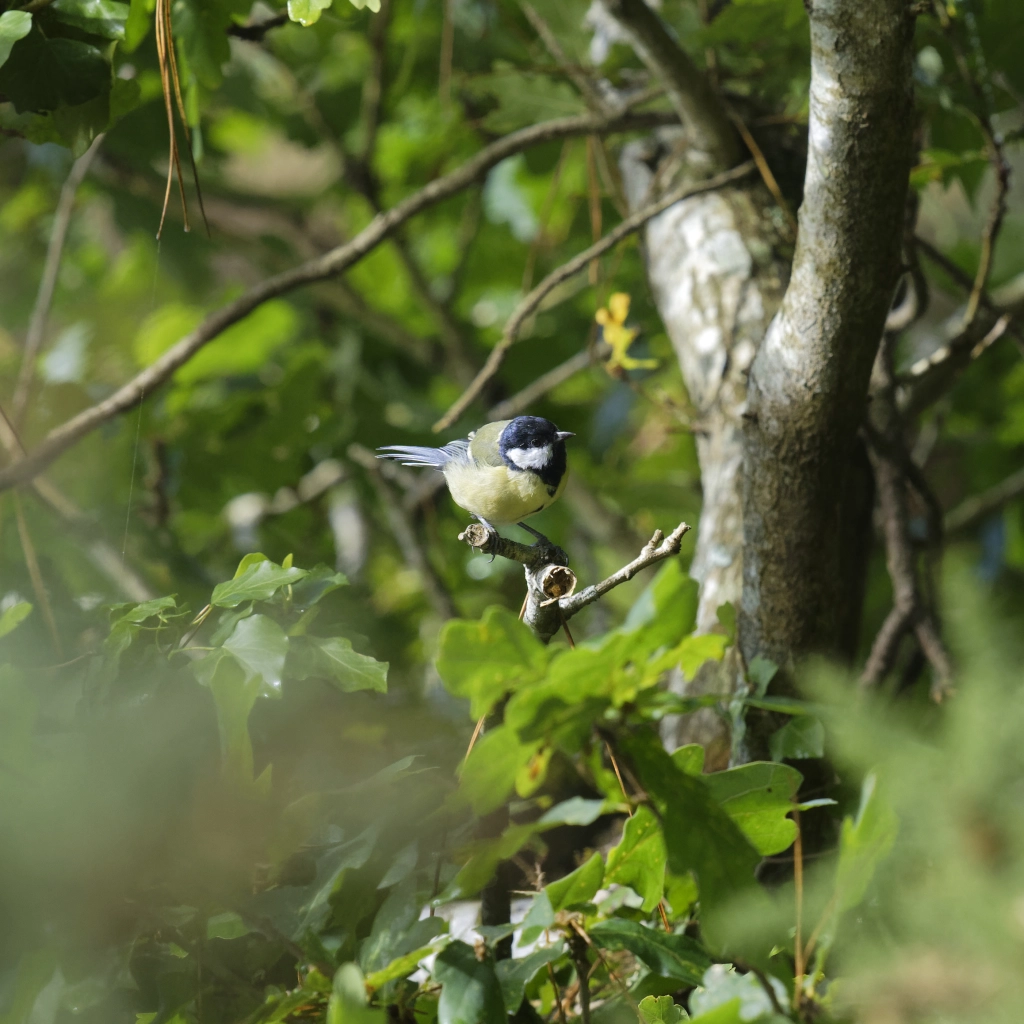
[556,431,575,441]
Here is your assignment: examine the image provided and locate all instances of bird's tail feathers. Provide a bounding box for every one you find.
[376,440,468,468]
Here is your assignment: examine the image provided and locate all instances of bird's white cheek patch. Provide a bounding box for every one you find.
[507,445,553,470]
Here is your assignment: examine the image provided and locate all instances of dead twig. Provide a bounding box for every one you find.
[944,464,1024,534]
[433,163,755,431]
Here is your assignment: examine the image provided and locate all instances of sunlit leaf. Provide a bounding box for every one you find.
[211,559,308,608]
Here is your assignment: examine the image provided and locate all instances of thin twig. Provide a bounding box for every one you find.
[944,464,1024,534]
[439,0,454,107]
[560,522,691,619]
[488,348,593,421]
[726,109,797,238]
[13,133,105,426]
[464,714,487,763]
[793,807,804,1009]
[433,162,755,431]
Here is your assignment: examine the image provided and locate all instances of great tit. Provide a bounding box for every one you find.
[377,415,573,529]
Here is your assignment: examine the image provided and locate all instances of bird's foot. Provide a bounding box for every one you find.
[516,522,567,566]
[473,516,501,561]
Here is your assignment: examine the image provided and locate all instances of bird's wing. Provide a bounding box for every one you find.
[467,420,510,467]
[376,439,470,468]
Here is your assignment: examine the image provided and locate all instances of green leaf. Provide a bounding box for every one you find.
[0,601,32,638]
[495,942,565,1015]
[460,725,538,815]
[360,879,419,974]
[206,911,251,940]
[298,636,389,694]
[676,633,728,678]
[703,762,803,856]
[287,0,332,26]
[769,716,825,761]
[364,938,445,991]
[49,0,129,40]
[436,606,550,719]
[836,771,897,913]
[620,560,699,656]
[123,0,151,51]
[300,827,380,935]
[201,648,262,785]
[619,731,761,944]
[689,965,788,1023]
[0,11,32,71]
[747,656,778,694]
[224,614,289,691]
[537,796,607,827]
[0,30,109,112]
[211,558,308,607]
[671,744,705,776]
[433,941,505,1024]
[604,805,667,912]
[589,919,711,986]
[328,963,384,1024]
[639,994,689,1023]
[545,852,603,912]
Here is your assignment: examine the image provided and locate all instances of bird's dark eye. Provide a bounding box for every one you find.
[532,438,543,447]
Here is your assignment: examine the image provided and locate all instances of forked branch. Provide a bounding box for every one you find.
[460,521,691,642]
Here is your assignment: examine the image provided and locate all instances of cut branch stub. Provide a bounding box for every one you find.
[460,521,691,643]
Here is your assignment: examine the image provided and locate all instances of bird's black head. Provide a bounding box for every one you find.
[498,416,573,487]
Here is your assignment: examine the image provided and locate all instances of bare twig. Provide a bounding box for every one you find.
[944,465,1024,535]
[433,162,755,431]
[560,522,691,618]
[460,521,690,642]
[13,133,105,426]
[348,444,456,620]
[487,348,593,421]
[520,2,606,111]
[793,807,804,1008]
[0,106,676,495]
[725,109,797,237]
[861,349,953,700]
[599,0,739,166]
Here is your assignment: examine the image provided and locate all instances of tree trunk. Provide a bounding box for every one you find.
[609,0,915,757]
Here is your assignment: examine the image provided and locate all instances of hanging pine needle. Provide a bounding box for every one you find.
[154,0,208,239]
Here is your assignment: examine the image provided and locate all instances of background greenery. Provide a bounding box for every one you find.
[1,1,1023,1022]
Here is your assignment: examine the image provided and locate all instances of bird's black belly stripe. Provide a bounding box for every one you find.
[530,504,545,515]
[546,486,556,496]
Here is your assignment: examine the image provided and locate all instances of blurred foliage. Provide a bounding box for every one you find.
[1,0,1024,1022]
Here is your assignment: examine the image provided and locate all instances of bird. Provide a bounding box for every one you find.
[377,415,573,532]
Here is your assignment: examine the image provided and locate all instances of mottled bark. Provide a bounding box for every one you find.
[741,0,915,668]
[619,136,789,759]
[609,0,915,755]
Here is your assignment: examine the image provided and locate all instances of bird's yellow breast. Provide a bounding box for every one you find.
[444,461,566,525]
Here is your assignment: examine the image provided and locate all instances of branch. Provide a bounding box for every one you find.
[487,348,593,421]
[433,160,755,431]
[459,521,691,642]
[944,464,1024,535]
[740,0,916,666]
[861,348,952,701]
[12,132,105,427]
[0,106,676,495]
[598,0,739,166]
[899,313,1011,417]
